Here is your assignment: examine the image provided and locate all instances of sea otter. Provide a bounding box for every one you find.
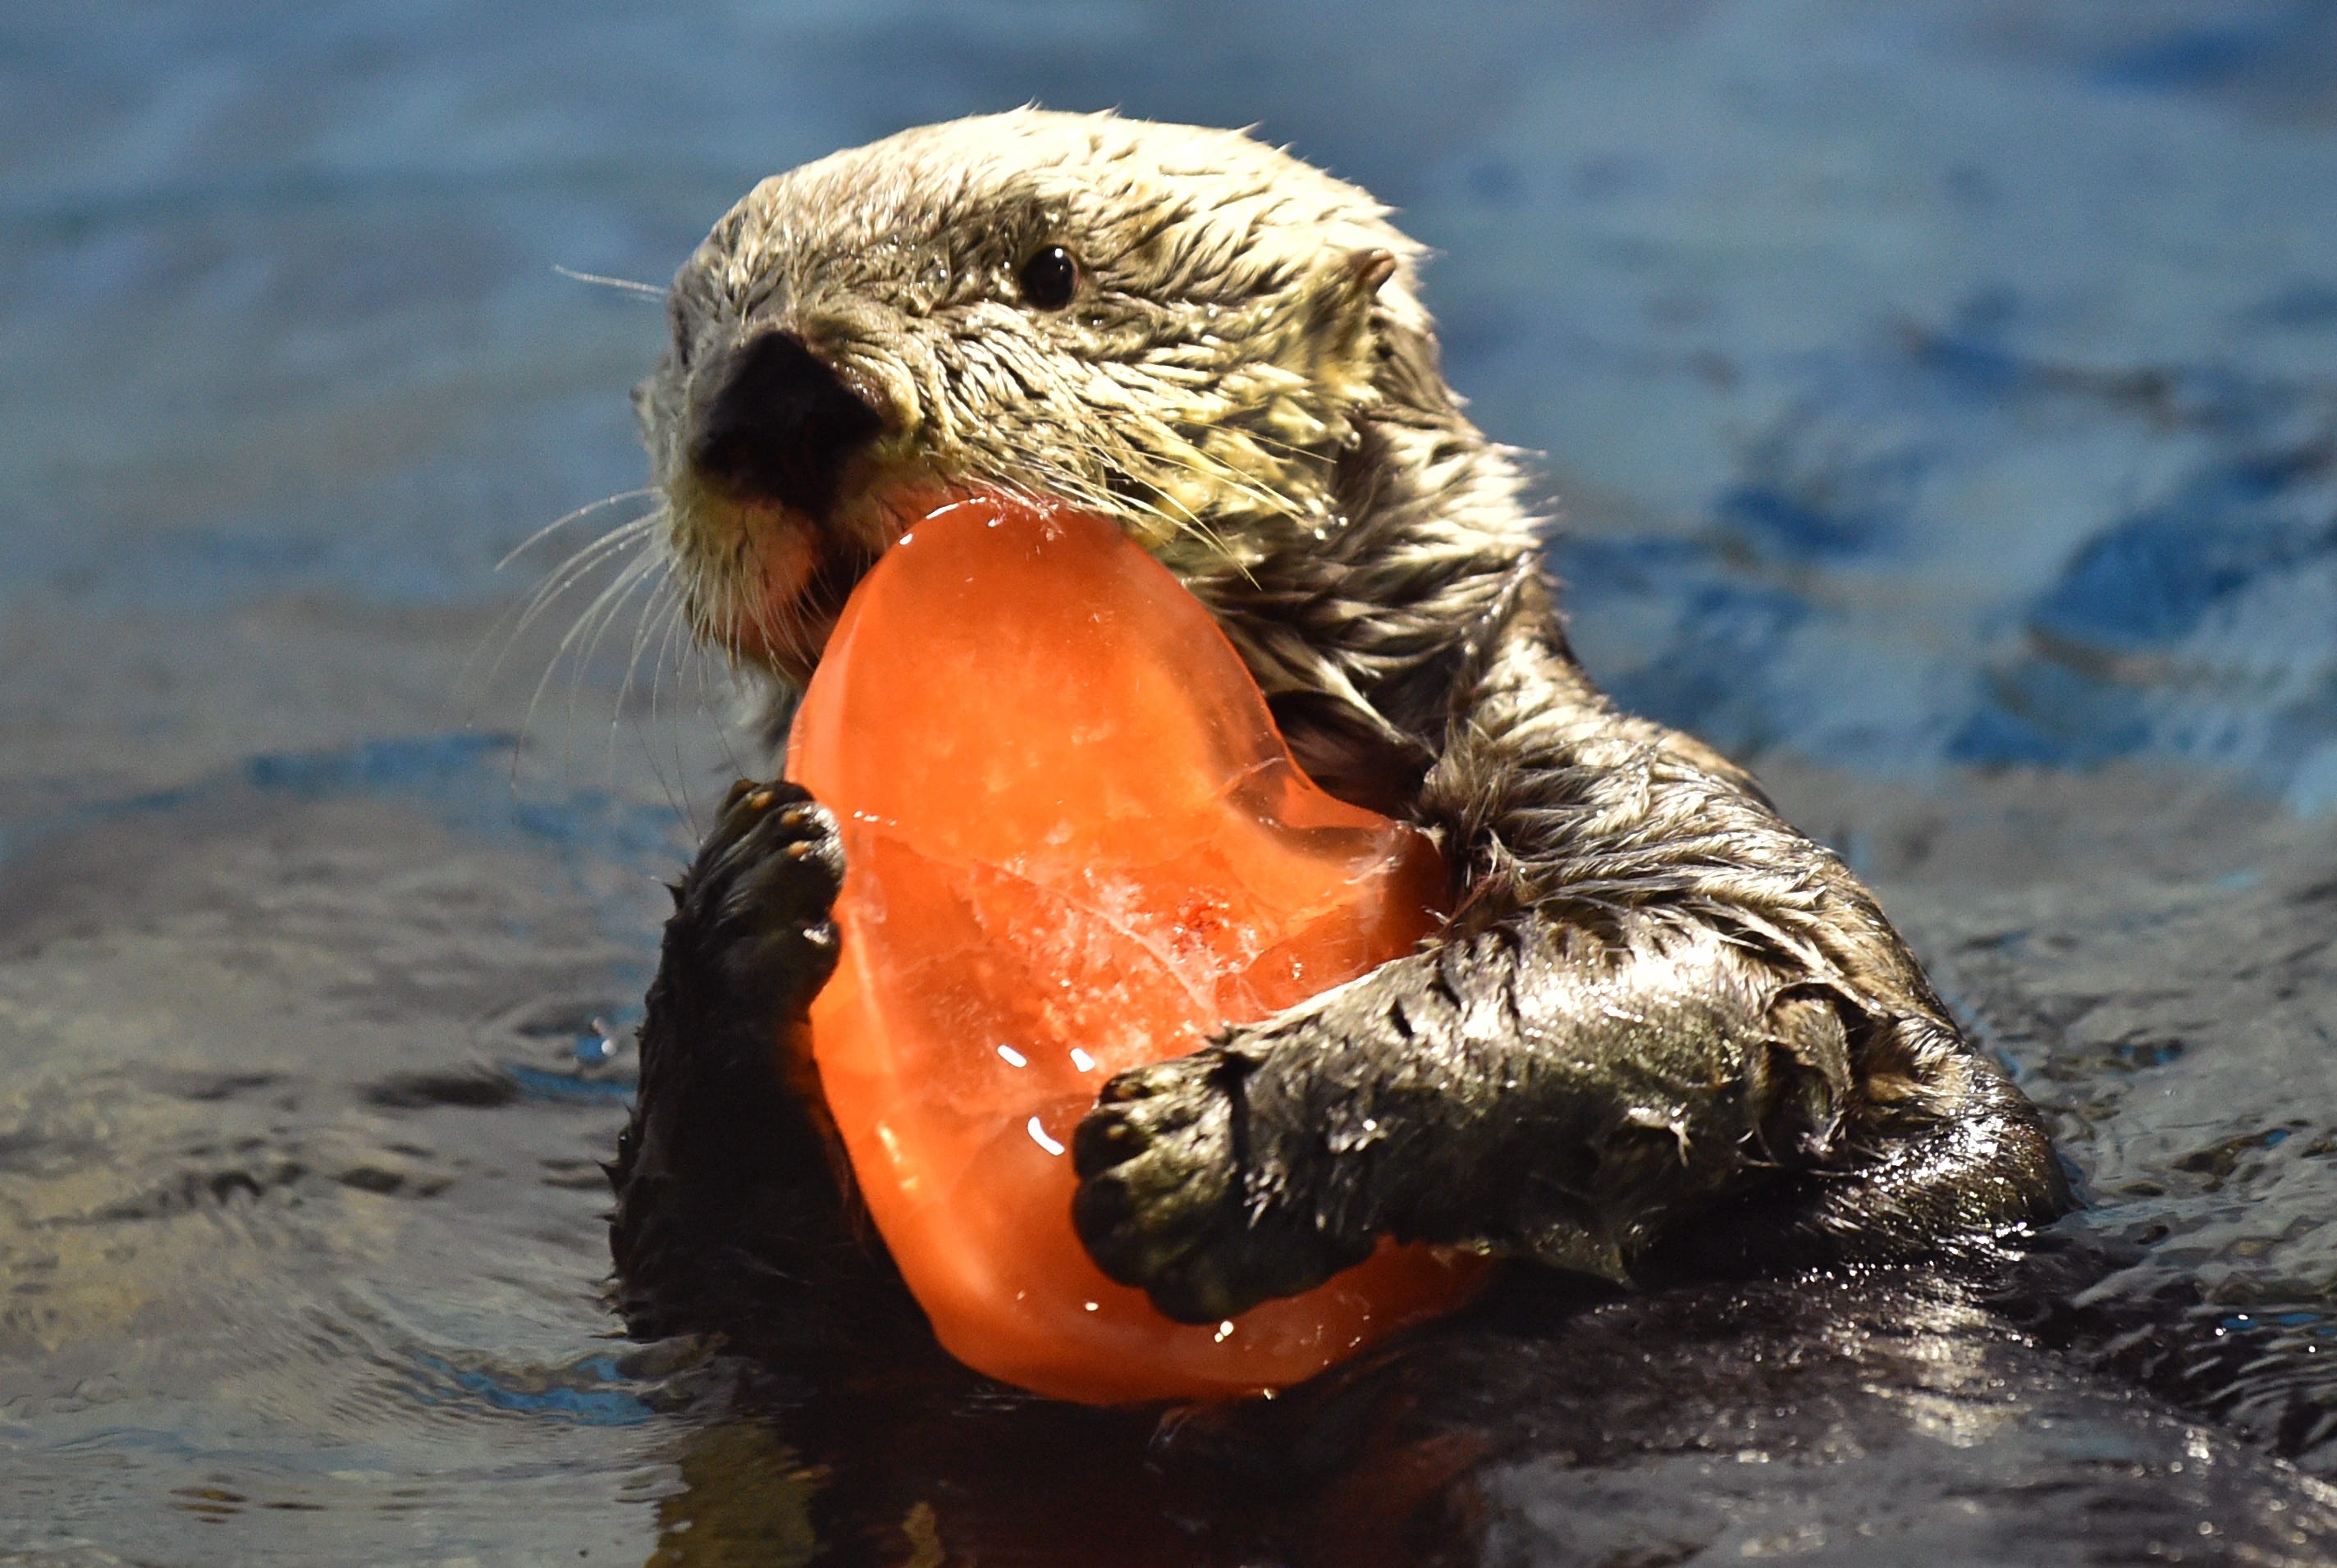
[604,109,2068,1346]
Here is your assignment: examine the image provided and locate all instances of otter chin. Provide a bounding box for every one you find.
[606,108,2067,1358]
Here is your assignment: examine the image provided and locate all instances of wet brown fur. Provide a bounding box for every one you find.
[606,110,2068,1342]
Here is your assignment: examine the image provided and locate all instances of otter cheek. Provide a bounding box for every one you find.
[785,493,1492,1406]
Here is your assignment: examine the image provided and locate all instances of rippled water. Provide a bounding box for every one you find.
[4,3,2335,1563]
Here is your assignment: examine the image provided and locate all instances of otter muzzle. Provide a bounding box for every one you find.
[689,330,886,523]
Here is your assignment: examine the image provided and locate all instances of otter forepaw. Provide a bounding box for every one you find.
[668,779,845,1025]
[1071,1047,1369,1324]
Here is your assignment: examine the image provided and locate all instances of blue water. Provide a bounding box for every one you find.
[4,3,2335,1562]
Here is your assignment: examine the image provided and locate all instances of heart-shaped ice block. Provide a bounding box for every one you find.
[787,494,1492,1403]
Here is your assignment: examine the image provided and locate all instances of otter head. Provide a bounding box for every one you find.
[635,108,1439,686]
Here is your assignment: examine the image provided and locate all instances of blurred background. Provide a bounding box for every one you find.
[4,3,2335,1563]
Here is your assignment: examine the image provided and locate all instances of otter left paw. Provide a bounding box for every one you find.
[1071,1047,1370,1323]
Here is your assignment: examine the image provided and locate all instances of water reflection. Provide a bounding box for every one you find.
[624,1265,2337,1565]
[645,1423,819,1568]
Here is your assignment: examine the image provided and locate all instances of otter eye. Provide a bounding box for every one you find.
[1018,245,1079,310]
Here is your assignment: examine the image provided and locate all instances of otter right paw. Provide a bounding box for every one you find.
[668,779,846,1025]
[1071,1046,1370,1324]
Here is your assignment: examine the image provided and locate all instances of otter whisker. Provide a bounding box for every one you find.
[501,525,658,785]
[1136,481,1248,567]
[647,581,686,729]
[522,542,665,749]
[1155,438,1315,531]
[485,517,661,692]
[496,487,657,572]
[551,548,659,701]
[506,537,662,673]
[654,586,743,800]
[607,572,701,830]
[1093,458,1257,573]
[1209,423,1331,465]
[745,554,808,674]
[720,540,746,653]
[567,546,670,724]
[617,571,712,830]
[671,592,757,797]
[509,513,662,634]
[467,509,664,733]
[610,555,680,743]
[1055,432,1302,570]
[553,264,667,299]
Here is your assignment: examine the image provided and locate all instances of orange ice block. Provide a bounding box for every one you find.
[786,494,1492,1404]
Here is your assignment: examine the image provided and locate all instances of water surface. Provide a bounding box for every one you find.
[4,3,2336,1562]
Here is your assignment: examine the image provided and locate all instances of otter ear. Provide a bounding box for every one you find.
[1347,248,1398,295]
[1293,247,1403,420]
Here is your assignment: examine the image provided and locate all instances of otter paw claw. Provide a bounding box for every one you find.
[1071,1048,1363,1324]
[671,779,846,1021]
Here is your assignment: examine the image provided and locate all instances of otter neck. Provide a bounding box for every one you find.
[1180,401,1543,761]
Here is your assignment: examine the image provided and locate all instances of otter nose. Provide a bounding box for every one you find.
[689,331,885,520]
